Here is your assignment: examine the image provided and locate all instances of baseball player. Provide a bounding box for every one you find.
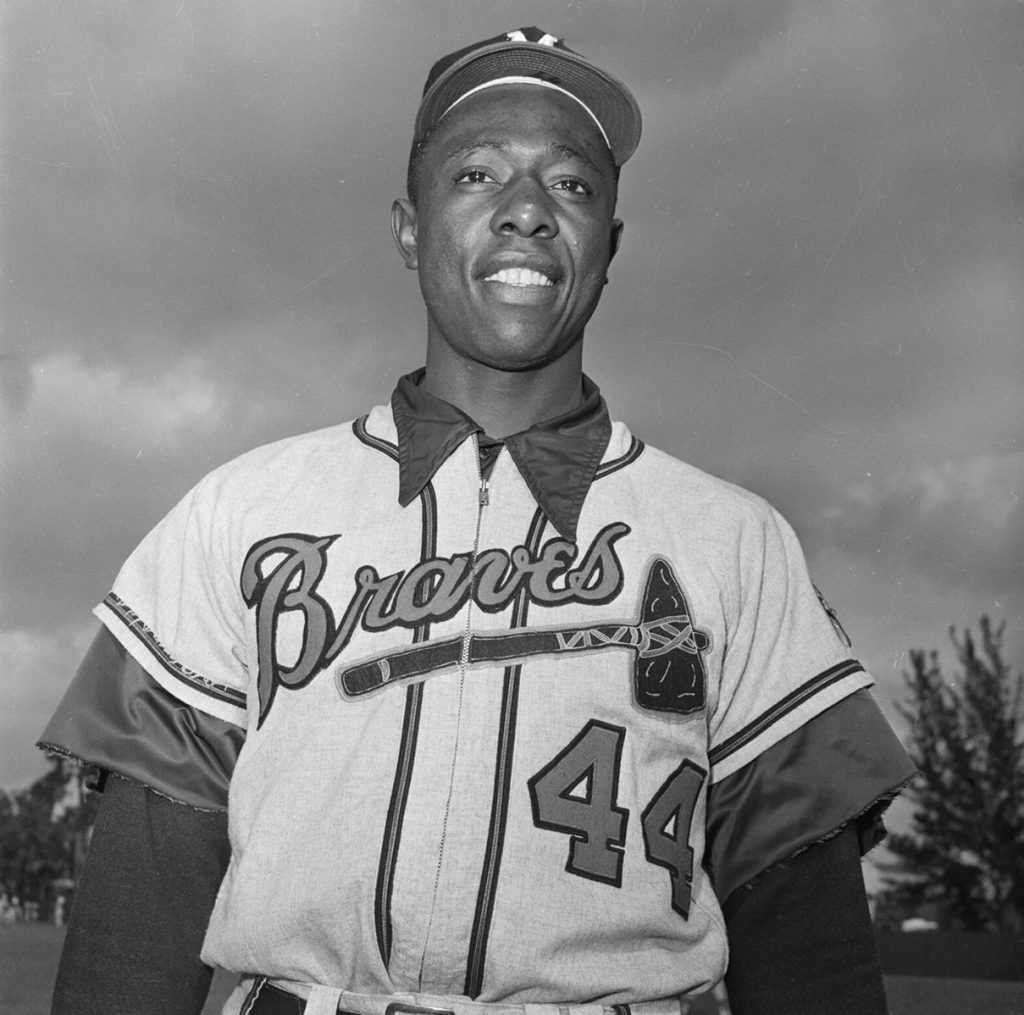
[40,27,914,1015]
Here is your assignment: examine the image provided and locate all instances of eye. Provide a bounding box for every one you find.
[550,177,593,196]
[454,168,497,185]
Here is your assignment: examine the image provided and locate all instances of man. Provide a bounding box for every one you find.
[40,28,914,1015]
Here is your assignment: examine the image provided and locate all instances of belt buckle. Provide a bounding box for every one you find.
[384,1006,455,1015]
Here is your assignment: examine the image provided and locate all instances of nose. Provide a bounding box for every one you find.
[490,175,558,239]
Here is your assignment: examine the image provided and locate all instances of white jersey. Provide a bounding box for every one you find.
[95,401,876,1004]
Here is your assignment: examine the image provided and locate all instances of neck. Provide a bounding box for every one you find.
[421,347,585,439]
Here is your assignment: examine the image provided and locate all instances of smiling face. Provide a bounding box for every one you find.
[392,84,623,377]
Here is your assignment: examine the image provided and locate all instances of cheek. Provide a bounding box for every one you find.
[424,219,470,267]
[571,217,615,262]
[573,237,612,284]
[416,233,461,292]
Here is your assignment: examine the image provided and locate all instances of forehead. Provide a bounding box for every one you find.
[425,83,615,170]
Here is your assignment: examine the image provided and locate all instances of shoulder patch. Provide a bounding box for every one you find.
[813,584,852,647]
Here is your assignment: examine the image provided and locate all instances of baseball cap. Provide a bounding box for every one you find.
[413,27,642,167]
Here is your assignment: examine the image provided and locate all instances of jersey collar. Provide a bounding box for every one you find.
[392,369,612,542]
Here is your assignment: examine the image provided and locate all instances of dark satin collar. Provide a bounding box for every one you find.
[392,369,612,542]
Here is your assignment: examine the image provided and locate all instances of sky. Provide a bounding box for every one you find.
[2,1,1022,880]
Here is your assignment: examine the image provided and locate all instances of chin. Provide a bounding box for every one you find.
[472,348,564,374]
[469,332,581,374]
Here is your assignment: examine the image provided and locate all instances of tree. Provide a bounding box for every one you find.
[879,616,1024,932]
[0,757,100,909]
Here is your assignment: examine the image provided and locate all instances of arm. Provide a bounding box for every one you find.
[51,774,231,1015]
[40,630,243,1015]
[722,824,888,1015]
[704,690,912,1015]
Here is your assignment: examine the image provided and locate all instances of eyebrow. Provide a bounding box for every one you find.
[441,136,608,175]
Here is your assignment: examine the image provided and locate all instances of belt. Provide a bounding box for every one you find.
[248,985,457,1015]
[247,982,305,1014]
[239,979,696,1015]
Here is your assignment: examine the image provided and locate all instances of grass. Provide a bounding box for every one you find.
[3,923,1023,1015]
[1,923,64,1015]
[0,923,236,1015]
[885,975,1024,1015]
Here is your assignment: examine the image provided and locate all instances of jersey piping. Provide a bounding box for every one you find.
[357,420,441,972]
[464,436,646,995]
[464,506,548,997]
[708,658,862,769]
[354,414,398,459]
[595,436,645,478]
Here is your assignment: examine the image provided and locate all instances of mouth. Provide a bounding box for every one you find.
[479,255,563,306]
[483,267,556,288]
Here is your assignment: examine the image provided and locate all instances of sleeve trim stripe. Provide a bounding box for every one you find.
[101,593,247,708]
[709,658,863,767]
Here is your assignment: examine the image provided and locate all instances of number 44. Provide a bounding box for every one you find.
[528,719,707,919]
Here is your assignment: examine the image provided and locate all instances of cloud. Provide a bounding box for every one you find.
[4,0,1021,794]
[823,452,1024,594]
[0,623,95,789]
[0,320,421,635]
[620,0,1022,339]
[0,354,227,631]
[28,354,224,438]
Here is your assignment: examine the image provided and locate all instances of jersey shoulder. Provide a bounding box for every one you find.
[196,404,392,498]
[617,427,781,530]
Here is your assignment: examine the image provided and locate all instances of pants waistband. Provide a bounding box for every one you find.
[232,977,696,1015]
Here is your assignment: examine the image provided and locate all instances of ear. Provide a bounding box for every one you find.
[608,218,624,264]
[391,198,419,270]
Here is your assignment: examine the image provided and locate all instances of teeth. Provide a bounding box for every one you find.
[486,268,554,286]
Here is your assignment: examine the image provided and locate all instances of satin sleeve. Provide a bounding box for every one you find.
[38,626,244,810]
[705,688,916,900]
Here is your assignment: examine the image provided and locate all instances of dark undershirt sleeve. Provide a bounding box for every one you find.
[50,774,231,1015]
[721,824,888,1015]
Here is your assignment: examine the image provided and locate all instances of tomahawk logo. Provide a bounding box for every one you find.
[338,556,711,715]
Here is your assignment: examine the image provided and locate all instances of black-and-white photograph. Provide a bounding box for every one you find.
[2,3,1022,1013]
